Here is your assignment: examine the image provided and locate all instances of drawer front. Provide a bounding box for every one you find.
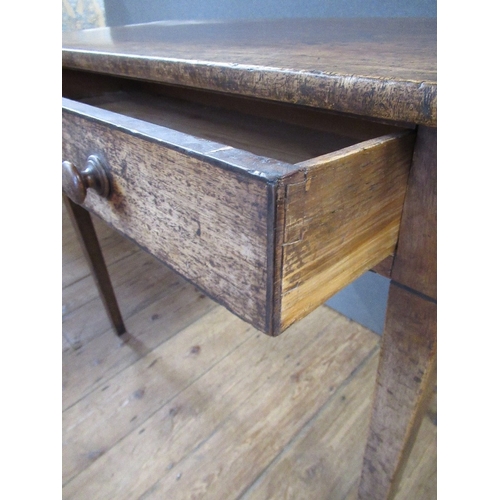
[62,105,274,332]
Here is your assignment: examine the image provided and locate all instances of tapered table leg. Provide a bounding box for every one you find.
[358,125,437,499]
[63,195,126,335]
[357,283,436,499]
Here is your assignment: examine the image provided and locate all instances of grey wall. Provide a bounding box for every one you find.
[104,0,436,26]
[325,272,391,335]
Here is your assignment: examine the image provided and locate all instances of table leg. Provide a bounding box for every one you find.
[63,195,126,335]
[358,125,437,499]
[357,283,436,499]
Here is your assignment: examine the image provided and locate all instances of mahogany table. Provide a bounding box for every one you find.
[62,18,436,499]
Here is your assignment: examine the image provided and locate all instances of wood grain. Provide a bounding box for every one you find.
[62,213,436,499]
[63,307,378,499]
[276,132,415,332]
[62,18,436,126]
[392,126,437,298]
[241,350,380,500]
[62,20,437,499]
[393,407,437,500]
[62,69,406,139]
[63,282,216,411]
[62,101,274,332]
[358,284,437,500]
[242,350,436,500]
[79,89,360,164]
[63,306,256,484]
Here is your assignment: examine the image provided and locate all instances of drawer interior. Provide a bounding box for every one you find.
[63,69,409,165]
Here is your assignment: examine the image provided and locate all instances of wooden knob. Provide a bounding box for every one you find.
[62,155,111,204]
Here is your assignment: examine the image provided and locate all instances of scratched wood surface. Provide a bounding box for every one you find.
[62,18,437,126]
[62,201,436,499]
[63,101,274,332]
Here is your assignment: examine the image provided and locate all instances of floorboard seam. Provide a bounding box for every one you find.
[62,275,192,352]
[236,343,380,500]
[62,299,218,411]
[62,321,256,487]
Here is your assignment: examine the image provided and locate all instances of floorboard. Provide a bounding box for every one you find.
[62,202,436,499]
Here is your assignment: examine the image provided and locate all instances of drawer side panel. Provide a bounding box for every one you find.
[277,132,415,333]
[62,110,270,331]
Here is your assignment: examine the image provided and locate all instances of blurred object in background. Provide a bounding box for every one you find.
[62,0,106,31]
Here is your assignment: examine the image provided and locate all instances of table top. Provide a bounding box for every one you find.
[62,18,437,126]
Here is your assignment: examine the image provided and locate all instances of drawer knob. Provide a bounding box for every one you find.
[62,155,111,204]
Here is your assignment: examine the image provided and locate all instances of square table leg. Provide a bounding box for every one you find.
[358,283,436,499]
[63,195,126,336]
[358,126,437,499]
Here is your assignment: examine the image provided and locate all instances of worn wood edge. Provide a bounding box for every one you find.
[391,126,437,298]
[63,68,414,137]
[62,51,437,127]
[268,134,405,334]
[274,131,415,333]
[135,78,412,138]
[291,130,414,172]
[62,97,296,181]
[62,100,413,336]
[268,176,289,337]
[265,182,278,334]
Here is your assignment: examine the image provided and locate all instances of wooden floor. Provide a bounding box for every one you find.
[62,201,436,500]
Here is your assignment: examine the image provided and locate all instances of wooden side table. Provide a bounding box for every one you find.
[62,18,436,499]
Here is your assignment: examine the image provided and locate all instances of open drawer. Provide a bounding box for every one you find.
[62,70,415,335]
